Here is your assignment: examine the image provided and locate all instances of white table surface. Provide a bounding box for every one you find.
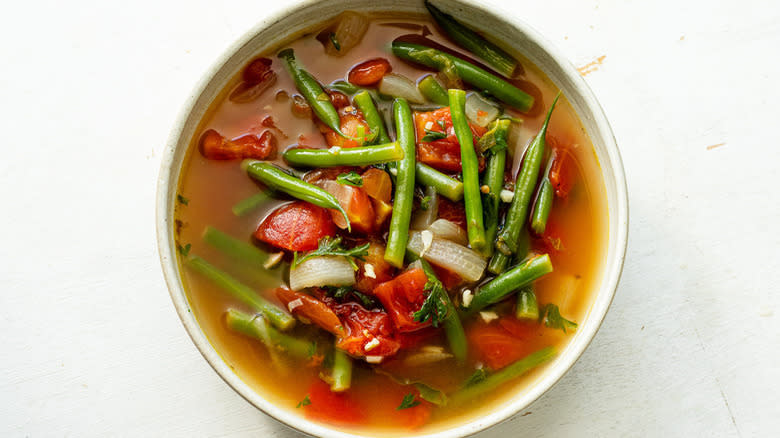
[2,0,779,436]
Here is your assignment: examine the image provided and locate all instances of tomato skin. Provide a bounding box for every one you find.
[468,318,537,370]
[254,201,336,251]
[355,241,395,295]
[319,106,371,149]
[348,58,392,86]
[437,197,467,230]
[317,291,400,358]
[303,380,365,425]
[549,147,574,198]
[275,288,344,336]
[199,129,277,160]
[373,268,431,333]
[414,108,486,172]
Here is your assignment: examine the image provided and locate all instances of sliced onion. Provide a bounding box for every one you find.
[410,187,438,230]
[289,256,355,291]
[379,73,426,104]
[407,231,487,282]
[465,93,500,127]
[403,346,453,367]
[427,219,468,246]
[327,11,369,56]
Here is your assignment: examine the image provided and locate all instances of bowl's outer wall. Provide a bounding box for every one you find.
[156,0,628,436]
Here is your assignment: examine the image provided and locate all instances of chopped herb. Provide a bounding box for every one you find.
[421,128,447,142]
[414,383,448,405]
[177,243,191,257]
[325,286,377,308]
[329,33,341,51]
[397,393,421,410]
[337,171,363,187]
[296,395,311,408]
[463,368,487,387]
[539,304,578,333]
[293,236,370,270]
[352,290,377,308]
[437,119,446,130]
[413,269,449,327]
[176,194,189,205]
[419,195,432,211]
[307,341,317,359]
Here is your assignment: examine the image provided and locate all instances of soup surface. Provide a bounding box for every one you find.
[174,8,606,435]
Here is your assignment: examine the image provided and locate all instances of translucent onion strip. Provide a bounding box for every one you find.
[289,256,355,290]
[407,231,487,282]
[427,219,468,246]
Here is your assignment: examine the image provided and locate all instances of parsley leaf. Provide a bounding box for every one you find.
[176,194,189,205]
[419,195,432,211]
[437,119,446,130]
[325,286,377,308]
[296,395,311,408]
[292,236,370,270]
[539,304,578,333]
[463,368,487,387]
[413,262,450,327]
[421,128,447,142]
[397,393,421,410]
[177,243,191,257]
[337,171,363,187]
[329,33,341,51]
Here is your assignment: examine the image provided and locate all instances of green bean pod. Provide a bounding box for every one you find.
[203,226,269,266]
[283,142,403,167]
[225,309,312,359]
[330,348,353,392]
[242,160,350,231]
[515,286,539,320]
[328,80,360,95]
[384,98,417,268]
[466,254,552,313]
[530,153,556,235]
[449,89,486,252]
[415,163,464,201]
[481,119,511,257]
[353,90,392,144]
[232,190,271,217]
[392,41,534,112]
[420,259,467,363]
[417,74,449,106]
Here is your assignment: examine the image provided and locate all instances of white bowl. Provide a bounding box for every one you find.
[156,0,629,436]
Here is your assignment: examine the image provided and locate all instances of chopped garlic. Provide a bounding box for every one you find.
[263,252,284,269]
[328,146,342,155]
[420,230,434,257]
[500,189,515,203]
[287,298,304,312]
[344,106,355,112]
[365,355,383,364]
[462,289,473,308]
[480,311,499,323]
[425,121,434,130]
[389,167,398,176]
[364,337,380,352]
[364,263,376,279]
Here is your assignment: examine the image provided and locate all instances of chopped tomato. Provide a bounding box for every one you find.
[373,268,431,333]
[318,180,376,234]
[533,218,565,254]
[355,241,395,295]
[430,264,463,290]
[437,197,467,230]
[361,168,393,202]
[230,58,277,103]
[348,57,392,86]
[414,107,486,172]
[254,201,335,251]
[275,288,344,336]
[468,318,537,370]
[393,392,432,430]
[549,146,575,198]
[318,106,371,149]
[291,94,313,119]
[327,90,351,109]
[242,57,273,84]
[199,129,277,160]
[318,292,400,359]
[303,380,365,425]
[371,198,393,230]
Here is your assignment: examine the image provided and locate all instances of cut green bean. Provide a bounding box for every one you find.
[530,153,556,235]
[353,90,391,144]
[449,347,556,405]
[203,226,268,266]
[242,160,350,231]
[493,93,560,260]
[466,254,552,313]
[225,309,312,359]
[417,74,449,106]
[488,226,531,275]
[415,163,464,201]
[330,348,353,392]
[187,255,294,330]
[426,2,518,78]
[283,141,403,168]
[449,89,486,252]
[481,119,511,257]
[329,80,360,95]
[420,259,467,363]
[515,286,539,320]
[392,41,534,111]
[384,98,417,268]
[232,191,271,217]
[278,48,345,136]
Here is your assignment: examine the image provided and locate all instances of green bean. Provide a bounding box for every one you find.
[515,286,539,320]
[481,119,511,257]
[384,98,417,268]
[417,74,449,106]
[278,48,345,136]
[242,160,350,231]
[449,347,556,405]
[283,141,403,167]
[420,259,467,363]
[493,93,560,259]
[232,191,271,217]
[187,255,294,330]
[488,224,531,275]
[328,80,360,95]
[353,90,391,144]
[449,89,486,252]
[203,226,268,266]
[426,2,518,78]
[466,254,552,313]
[392,41,534,111]
[225,309,312,359]
[330,348,353,392]
[530,153,556,235]
[415,163,464,201]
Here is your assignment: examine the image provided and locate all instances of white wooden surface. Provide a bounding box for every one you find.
[2,0,778,436]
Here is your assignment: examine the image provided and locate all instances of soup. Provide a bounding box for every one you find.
[174,5,606,435]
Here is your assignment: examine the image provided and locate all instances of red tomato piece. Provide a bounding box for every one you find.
[303,380,365,426]
[355,241,395,295]
[430,264,463,290]
[275,288,344,336]
[414,107,487,172]
[549,146,575,198]
[319,293,400,359]
[437,197,467,230]
[199,129,277,160]
[327,90,351,109]
[318,180,376,234]
[242,57,273,84]
[348,58,392,86]
[318,106,371,149]
[360,168,393,202]
[468,318,536,370]
[373,268,431,333]
[254,201,336,251]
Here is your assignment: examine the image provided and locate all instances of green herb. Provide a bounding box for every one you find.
[397,393,421,410]
[437,119,446,130]
[352,290,377,308]
[329,33,341,51]
[176,194,189,205]
[177,243,191,257]
[413,269,449,327]
[293,237,370,270]
[421,128,447,142]
[539,304,578,333]
[463,368,487,387]
[337,171,363,187]
[478,119,511,155]
[414,383,448,405]
[325,286,377,308]
[419,195,432,211]
[307,341,318,359]
[296,395,311,408]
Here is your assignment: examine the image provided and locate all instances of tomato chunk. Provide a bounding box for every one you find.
[549,147,575,198]
[318,106,371,149]
[355,241,395,295]
[242,57,273,83]
[360,168,393,202]
[303,380,365,425]
[373,268,431,333]
[319,292,400,359]
[199,129,277,160]
[327,90,351,109]
[414,107,486,172]
[318,180,376,234]
[348,57,392,86]
[468,318,537,370]
[437,197,467,230]
[254,201,336,251]
[275,288,344,336]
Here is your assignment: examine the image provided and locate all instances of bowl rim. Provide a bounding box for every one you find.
[156,0,629,436]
